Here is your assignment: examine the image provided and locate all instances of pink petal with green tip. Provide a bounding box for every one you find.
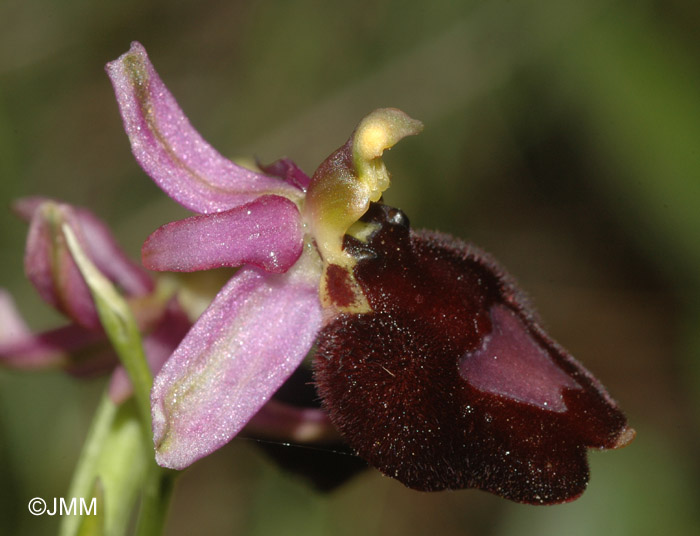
[22,200,153,329]
[16,197,153,297]
[151,260,322,470]
[106,42,300,214]
[24,203,101,329]
[142,195,303,274]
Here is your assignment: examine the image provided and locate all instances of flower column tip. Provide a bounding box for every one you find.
[305,108,423,269]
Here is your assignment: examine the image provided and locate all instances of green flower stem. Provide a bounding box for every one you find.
[64,223,175,535]
[63,224,152,434]
[59,391,116,536]
[59,394,149,536]
[135,465,177,536]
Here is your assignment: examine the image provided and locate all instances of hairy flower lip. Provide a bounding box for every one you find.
[460,303,582,413]
[314,202,634,504]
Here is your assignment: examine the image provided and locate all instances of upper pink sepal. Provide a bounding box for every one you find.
[151,258,322,469]
[142,195,303,274]
[106,42,300,214]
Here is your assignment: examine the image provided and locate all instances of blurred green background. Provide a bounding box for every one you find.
[1,0,699,534]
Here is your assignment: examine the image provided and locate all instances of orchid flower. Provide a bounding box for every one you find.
[107,42,634,504]
[0,197,189,403]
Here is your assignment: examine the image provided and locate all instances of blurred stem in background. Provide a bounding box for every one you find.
[59,227,173,535]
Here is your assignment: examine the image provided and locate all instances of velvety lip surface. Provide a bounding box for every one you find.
[315,203,633,504]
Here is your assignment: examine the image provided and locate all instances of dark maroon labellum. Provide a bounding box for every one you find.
[314,203,634,504]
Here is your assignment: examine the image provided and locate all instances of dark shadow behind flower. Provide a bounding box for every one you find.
[249,364,369,492]
[106,41,634,504]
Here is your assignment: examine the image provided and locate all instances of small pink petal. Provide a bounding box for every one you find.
[151,259,322,470]
[110,302,191,404]
[106,42,300,214]
[142,195,303,274]
[259,158,311,191]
